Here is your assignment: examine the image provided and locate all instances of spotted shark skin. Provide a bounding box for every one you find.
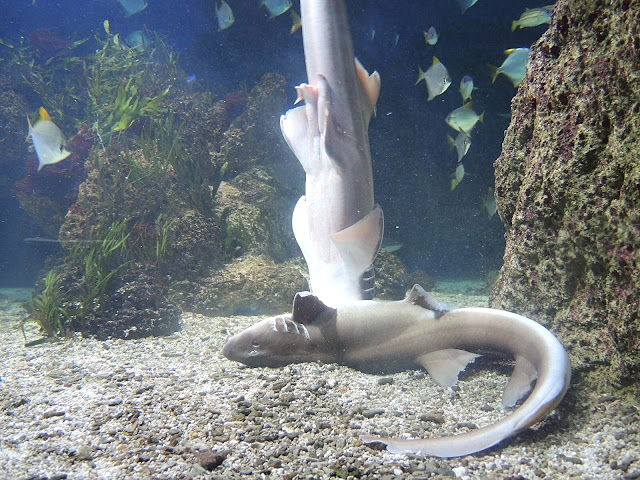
[223,285,571,458]
[280,0,384,308]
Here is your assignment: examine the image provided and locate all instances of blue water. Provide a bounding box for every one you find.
[0,0,547,287]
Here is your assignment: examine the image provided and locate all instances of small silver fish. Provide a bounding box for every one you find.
[424,26,439,46]
[459,75,474,103]
[481,187,498,218]
[117,0,148,17]
[446,102,484,136]
[416,57,451,101]
[216,0,234,31]
[27,107,71,171]
[261,0,292,18]
[512,6,553,31]
[456,0,478,14]
[450,164,465,191]
[489,48,530,87]
[448,131,472,162]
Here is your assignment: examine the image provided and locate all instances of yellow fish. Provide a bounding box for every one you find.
[512,6,553,31]
[27,107,71,171]
[416,57,451,101]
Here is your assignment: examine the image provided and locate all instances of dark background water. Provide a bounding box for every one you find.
[0,0,547,287]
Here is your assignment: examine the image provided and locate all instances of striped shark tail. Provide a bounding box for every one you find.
[360,264,376,300]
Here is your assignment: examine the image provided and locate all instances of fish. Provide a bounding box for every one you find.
[261,0,292,18]
[489,48,530,87]
[27,107,71,171]
[445,101,484,136]
[424,26,438,46]
[380,238,403,254]
[456,0,478,14]
[415,57,451,101]
[450,163,465,190]
[216,0,234,31]
[117,0,148,17]
[481,187,498,218]
[279,0,384,308]
[222,285,571,458]
[447,131,471,162]
[459,74,474,103]
[187,74,196,83]
[512,6,553,31]
[290,9,302,34]
[124,30,149,50]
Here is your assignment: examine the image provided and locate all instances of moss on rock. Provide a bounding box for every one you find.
[492,0,640,398]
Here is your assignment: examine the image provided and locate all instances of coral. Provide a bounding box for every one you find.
[492,0,640,398]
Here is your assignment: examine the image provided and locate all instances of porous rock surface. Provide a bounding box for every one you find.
[492,0,639,395]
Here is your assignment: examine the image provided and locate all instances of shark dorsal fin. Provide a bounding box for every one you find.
[405,284,456,314]
[292,291,336,325]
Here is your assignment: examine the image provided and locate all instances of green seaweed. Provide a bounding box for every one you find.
[22,270,68,342]
[85,25,178,144]
[68,218,133,320]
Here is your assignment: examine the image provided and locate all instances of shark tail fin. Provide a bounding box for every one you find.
[360,264,376,300]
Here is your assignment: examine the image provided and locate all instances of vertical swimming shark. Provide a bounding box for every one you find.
[280,0,384,308]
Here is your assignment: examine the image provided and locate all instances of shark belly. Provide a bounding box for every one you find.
[281,0,383,308]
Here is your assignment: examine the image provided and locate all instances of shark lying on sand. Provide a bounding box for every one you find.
[223,285,571,458]
[280,0,384,308]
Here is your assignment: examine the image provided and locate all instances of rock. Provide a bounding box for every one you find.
[491,0,640,395]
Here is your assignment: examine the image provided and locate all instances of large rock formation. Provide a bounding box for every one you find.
[492,0,639,396]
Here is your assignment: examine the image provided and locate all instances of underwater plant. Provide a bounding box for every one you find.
[68,217,133,319]
[84,23,178,145]
[1,35,90,126]
[22,270,69,342]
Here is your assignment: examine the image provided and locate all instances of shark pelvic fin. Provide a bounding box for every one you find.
[502,355,538,407]
[416,349,481,387]
[280,104,316,174]
[354,58,381,126]
[330,204,384,276]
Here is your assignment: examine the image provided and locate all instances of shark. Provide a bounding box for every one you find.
[222,285,571,458]
[280,0,384,308]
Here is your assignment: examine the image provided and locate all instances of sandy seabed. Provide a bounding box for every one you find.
[0,288,638,480]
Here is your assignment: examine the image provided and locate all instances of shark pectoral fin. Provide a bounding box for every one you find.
[404,284,456,314]
[330,204,384,275]
[354,58,381,125]
[502,355,538,407]
[416,349,481,387]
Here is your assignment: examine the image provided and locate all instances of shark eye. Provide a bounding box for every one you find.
[251,341,260,348]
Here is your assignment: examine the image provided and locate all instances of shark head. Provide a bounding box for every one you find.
[222,291,338,367]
